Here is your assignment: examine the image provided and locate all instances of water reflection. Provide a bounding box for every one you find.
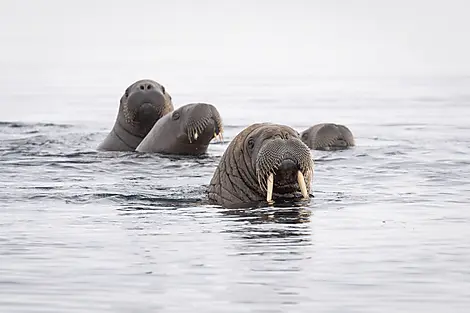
[220,205,312,226]
[218,206,313,263]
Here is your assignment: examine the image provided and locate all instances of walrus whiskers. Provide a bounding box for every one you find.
[186,115,223,143]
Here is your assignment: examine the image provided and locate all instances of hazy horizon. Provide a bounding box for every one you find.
[1,0,469,89]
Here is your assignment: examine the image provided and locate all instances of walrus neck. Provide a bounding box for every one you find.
[210,150,262,205]
[112,120,145,150]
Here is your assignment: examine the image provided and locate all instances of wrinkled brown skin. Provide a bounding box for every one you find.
[97,79,173,151]
[136,102,223,156]
[301,123,355,151]
[208,123,314,208]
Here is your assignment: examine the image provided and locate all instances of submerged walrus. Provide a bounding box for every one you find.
[136,102,223,156]
[301,123,355,151]
[208,123,314,208]
[97,79,173,151]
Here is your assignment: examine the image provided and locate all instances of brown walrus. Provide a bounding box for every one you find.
[97,79,173,151]
[208,123,314,208]
[136,102,223,156]
[301,123,355,150]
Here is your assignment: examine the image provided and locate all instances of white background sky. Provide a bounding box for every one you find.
[0,0,469,87]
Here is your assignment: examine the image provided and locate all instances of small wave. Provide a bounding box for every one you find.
[378,122,430,128]
[313,149,359,162]
[0,121,72,128]
[65,184,208,206]
[117,197,204,212]
[219,206,313,230]
[209,140,229,145]
[220,124,248,130]
[384,150,407,156]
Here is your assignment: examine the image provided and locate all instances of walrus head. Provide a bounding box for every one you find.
[119,79,173,138]
[301,123,355,151]
[208,123,314,208]
[136,102,224,156]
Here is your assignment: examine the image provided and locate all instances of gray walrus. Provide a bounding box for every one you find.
[301,123,355,151]
[136,102,223,156]
[208,123,314,208]
[97,79,173,151]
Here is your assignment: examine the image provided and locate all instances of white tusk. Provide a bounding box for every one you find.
[213,132,223,143]
[297,171,309,199]
[194,132,198,140]
[266,173,274,203]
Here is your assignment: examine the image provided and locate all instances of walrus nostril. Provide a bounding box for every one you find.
[138,83,154,91]
[136,83,156,91]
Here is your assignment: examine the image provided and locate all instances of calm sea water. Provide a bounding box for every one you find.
[1,75,470,312]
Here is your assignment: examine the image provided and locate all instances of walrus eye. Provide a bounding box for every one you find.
[124,89,129,98]
[161,86,166,94]
[172,112,180,120]
[247,138,255,150]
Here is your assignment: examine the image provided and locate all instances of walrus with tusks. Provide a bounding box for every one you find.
[208,123,314,208]
[136,102,223,156]
[97,79,173,151]
[301,123,355,151]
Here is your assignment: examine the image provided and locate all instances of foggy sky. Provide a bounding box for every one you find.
[1,0,469,87]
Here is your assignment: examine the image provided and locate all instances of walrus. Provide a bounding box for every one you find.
[97,79,173,151]
[300,123,355,150]
[208,123,314,208]
[136,102,223,156]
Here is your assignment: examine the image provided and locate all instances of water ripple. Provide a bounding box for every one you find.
[2,83,470,313]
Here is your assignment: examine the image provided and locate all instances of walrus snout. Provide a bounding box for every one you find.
[188,118,217,143]
[256,138,313,203]
[184,103,223,143]
[277,159,298,174]
[274,159,299,186]
[132,103,158,134]
[124,89,166,129]
[127,89,165,109]
[139,102,157,112]
[137,102,158,119]
[332,138,348,149]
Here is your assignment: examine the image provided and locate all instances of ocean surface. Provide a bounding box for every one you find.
[1,75,470,312]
